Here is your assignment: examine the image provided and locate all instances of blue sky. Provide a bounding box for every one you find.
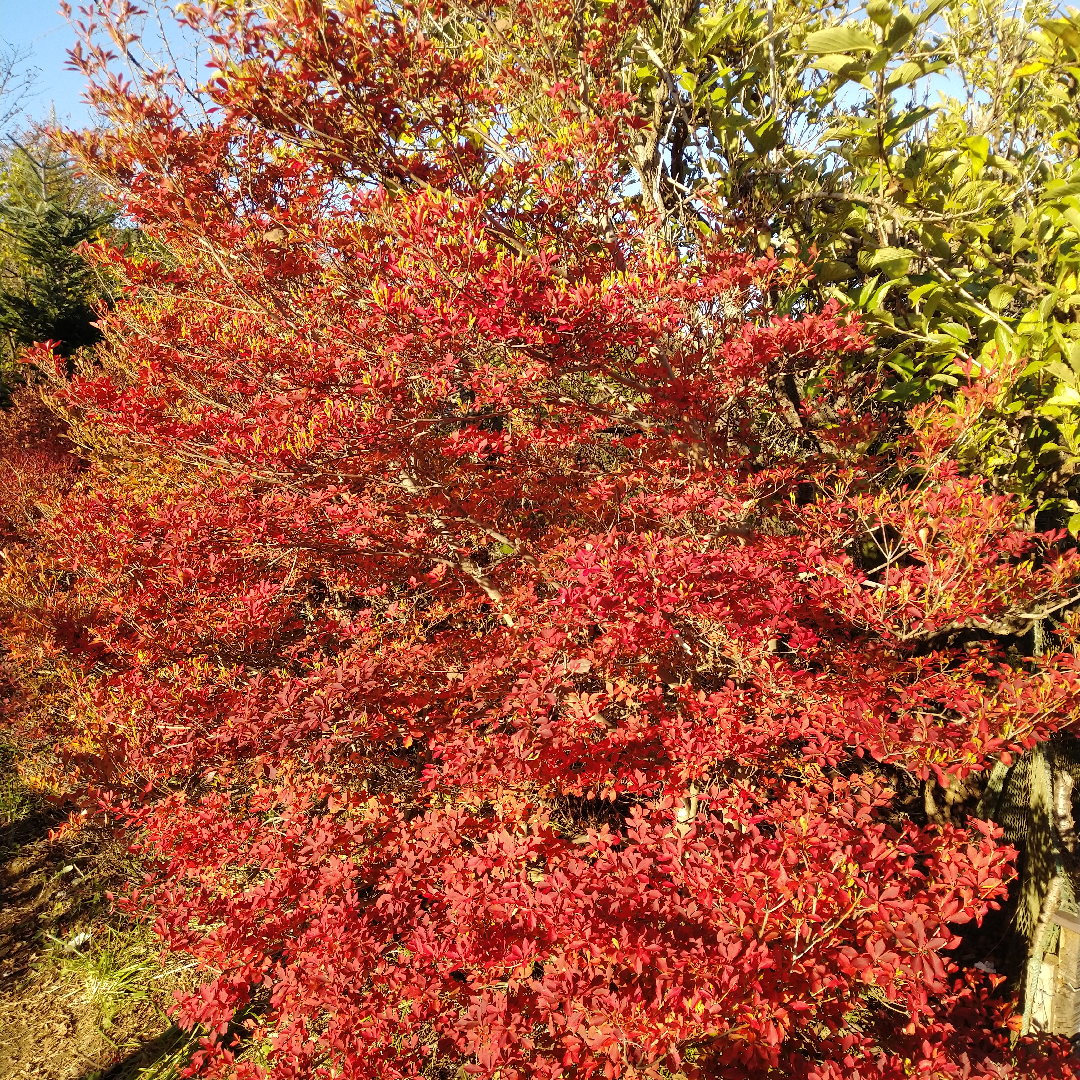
[1,2,99,130]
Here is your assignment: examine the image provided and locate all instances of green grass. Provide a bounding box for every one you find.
[46,925,203,1079]
[49,926,156,1027]
[0,742,39,829]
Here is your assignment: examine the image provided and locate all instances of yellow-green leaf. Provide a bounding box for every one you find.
[867,0,892,28]
[802,27,877,54]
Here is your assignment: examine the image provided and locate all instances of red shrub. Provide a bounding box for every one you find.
[1,2,1077,1076]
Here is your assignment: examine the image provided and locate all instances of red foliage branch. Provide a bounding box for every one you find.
[1,2,1078,1077]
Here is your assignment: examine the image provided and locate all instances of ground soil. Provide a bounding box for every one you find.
[0,797,189,1080]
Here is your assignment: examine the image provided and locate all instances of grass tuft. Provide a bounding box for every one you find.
[0,740,39,830]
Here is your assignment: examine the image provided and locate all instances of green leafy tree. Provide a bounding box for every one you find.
[629,0,1080,523]
[0,138,114,388]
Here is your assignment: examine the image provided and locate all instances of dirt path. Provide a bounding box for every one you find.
[0,765,191,1080]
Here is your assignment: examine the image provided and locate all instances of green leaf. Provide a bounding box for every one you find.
[1067,341,1080,374]
[1046,359,1079,388]
[746,118,783,155]
[867,0,892,28]
[966,135,990,163]
[881,107,935,142]
[1041,17,1080,51]
[811,53,867,75]
[885,11,917,48]
[866,48,893,73]
[856,274,882,308]
[939,321,971,343]
[1047,383,1080,406]
[989,284,1017,310]
[1043,180,1080,202]
[913,0,953,28]
[908,282,938,305]
[884,60,927,91]
[864,276,904,311]
[878,379,924,401]
[814,260,856,282]
[802,27,877,54]
[868,246,916,274]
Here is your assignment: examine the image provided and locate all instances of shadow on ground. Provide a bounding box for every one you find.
[0,750,194,1080]
[84,1027,194,1080]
